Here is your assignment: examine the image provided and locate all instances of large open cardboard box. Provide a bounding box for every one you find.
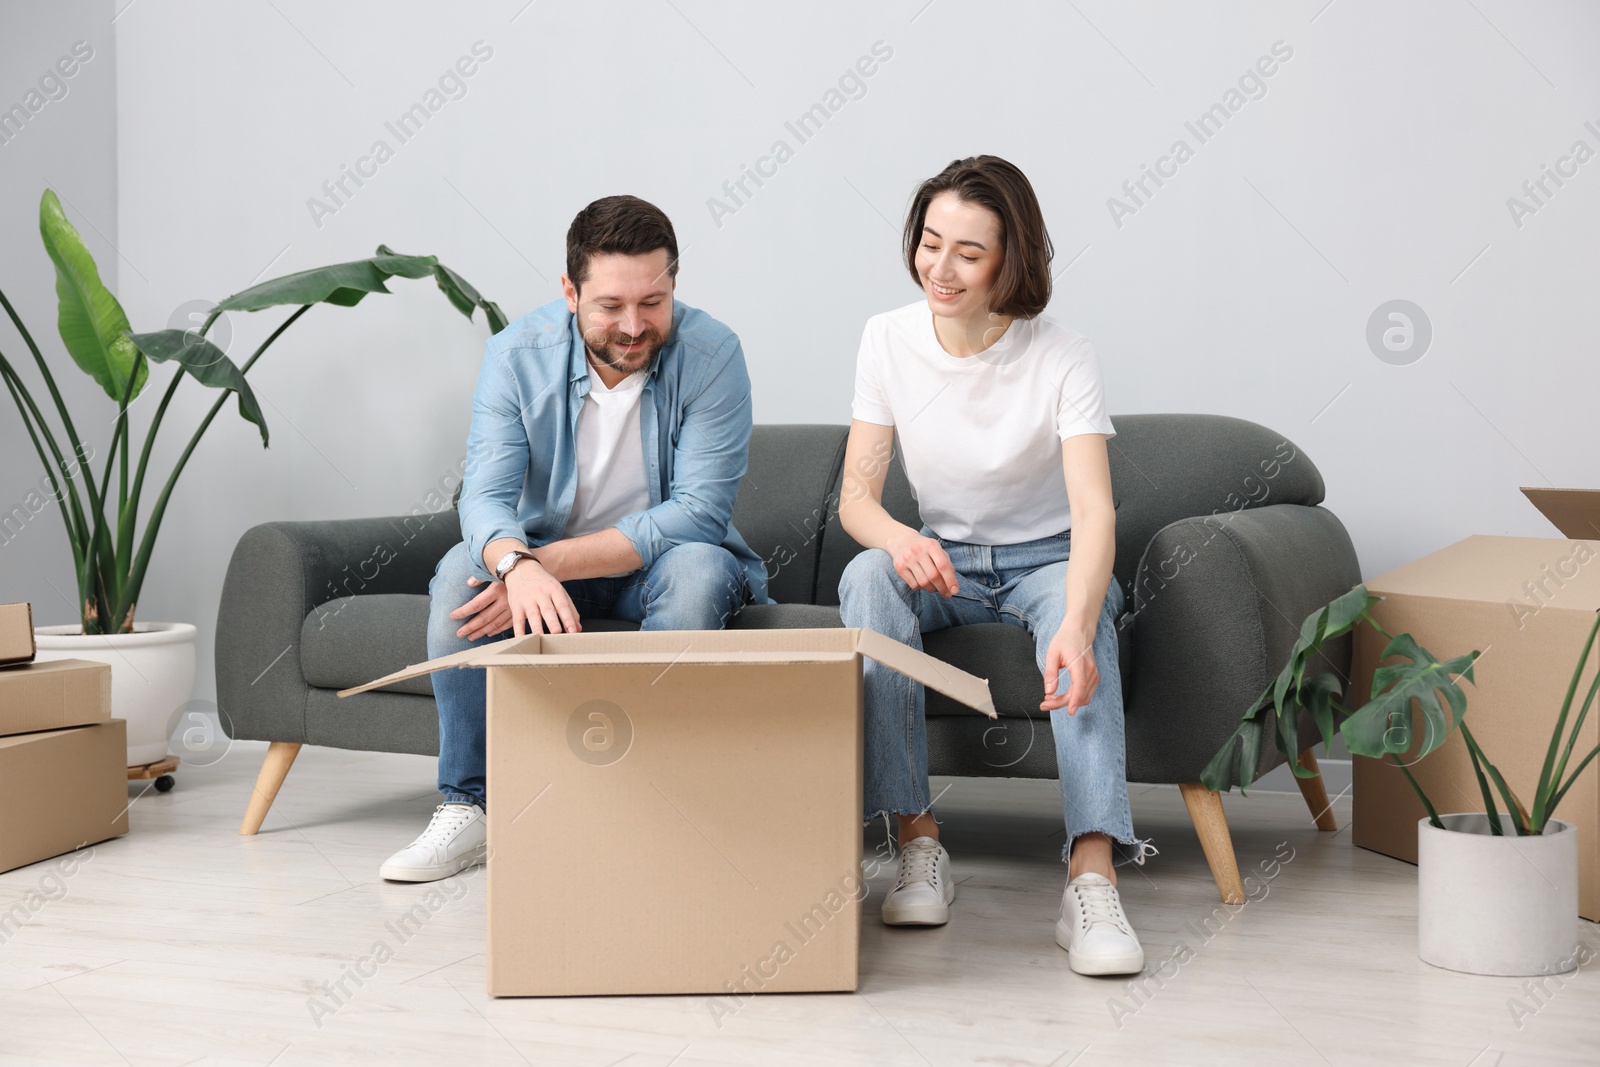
[342,627,994,996]
[1351,528,1600,920]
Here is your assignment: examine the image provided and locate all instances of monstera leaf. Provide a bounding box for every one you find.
[1341,633,1477,761]
[1201,586,1376,792]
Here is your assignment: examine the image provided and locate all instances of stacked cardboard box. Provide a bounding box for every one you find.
[0,603,130,875]
[1352,493,1600,920]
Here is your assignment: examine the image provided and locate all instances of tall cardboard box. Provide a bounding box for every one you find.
[0,719,129,874]
[343,628,995,996]
[1351,534,1600,920]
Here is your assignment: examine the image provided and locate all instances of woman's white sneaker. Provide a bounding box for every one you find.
[379,802,487,882]
[1056,873,1145,975]
[881,836,954,926]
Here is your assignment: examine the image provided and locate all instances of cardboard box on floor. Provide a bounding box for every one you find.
[0,654,124,874]
[341,627,995,997]
[1351,499,1600,920]
[0,720,129,874]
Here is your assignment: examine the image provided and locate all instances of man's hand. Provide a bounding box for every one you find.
[504,558,582,636]
[450,576,514,641]
[1042,624,1099,715]
[883,528,960,597]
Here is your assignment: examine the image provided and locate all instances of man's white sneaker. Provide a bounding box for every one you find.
[1056,872,1145,975]
[881,836,954,926]
[379,802,487,882]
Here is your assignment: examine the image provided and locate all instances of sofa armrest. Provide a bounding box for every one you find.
[1122,503,1361,784]
[215,511,462,744]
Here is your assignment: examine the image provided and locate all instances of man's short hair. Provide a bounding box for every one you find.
[902,155,1054,319]
[565,195,680,292]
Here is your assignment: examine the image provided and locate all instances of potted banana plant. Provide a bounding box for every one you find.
[1203,586,1598,976]
[2,188,506,770]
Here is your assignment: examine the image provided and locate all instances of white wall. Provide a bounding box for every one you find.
[4,0,1599,710]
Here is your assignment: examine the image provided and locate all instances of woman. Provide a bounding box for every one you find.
[837,155,1150,976]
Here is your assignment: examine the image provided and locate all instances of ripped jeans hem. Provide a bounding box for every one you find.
[861,803,941,825]
[1062,830,1158,869]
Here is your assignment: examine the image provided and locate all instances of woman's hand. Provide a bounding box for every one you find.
[883,527,960,597]
[1042,623,1099,714]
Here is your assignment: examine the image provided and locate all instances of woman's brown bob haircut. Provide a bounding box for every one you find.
[903,155,1054,319]
[566,195,680,293]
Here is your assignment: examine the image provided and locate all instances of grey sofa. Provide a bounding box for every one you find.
[219,415,1361,902]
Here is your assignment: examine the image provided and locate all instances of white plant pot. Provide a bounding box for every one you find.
[1417,813,1580,976]
[32,622,197,768]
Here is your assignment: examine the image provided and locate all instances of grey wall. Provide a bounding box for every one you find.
[4,0,1599,719]
[1,1,119,626]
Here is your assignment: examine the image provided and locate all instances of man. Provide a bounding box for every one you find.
[380,195,769,882]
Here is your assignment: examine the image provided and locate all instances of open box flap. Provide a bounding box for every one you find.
[338,628,995,719]
[851,627,996,718]
[1522,487,1600,541]
[336,634,534,697]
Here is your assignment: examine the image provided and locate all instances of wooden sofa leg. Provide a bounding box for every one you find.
[1178,783,1245,905]
[1295,749,1340,831]
[240,742,302,835]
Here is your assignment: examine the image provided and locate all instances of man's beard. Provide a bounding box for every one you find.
[584,327,666,376]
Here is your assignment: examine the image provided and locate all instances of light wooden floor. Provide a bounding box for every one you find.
[1,740,1595,1066]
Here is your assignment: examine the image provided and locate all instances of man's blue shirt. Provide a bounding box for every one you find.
[456,297,771,605]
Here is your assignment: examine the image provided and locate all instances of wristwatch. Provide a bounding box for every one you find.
[493,548,537,582]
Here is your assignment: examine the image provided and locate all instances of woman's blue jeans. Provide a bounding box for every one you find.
[425,539,748,810]
[838,527,1148,867]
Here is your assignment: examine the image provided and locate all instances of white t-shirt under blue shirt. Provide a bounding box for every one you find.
[567,361,650,543]
[851,301,1116,545]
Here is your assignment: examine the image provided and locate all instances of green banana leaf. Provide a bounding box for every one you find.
[124,329,269,446]
[379,244,508,333]
[213,250,439,313]
[39,189,146,401]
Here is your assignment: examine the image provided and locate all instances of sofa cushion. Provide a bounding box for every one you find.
[734,424,851,605]
[301,594,640,696]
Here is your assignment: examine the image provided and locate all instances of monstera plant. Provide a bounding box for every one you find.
[1205,583,1600,977]
[1200,585,1480,809]
[1202,584,1600,837]
[1,188,506,635]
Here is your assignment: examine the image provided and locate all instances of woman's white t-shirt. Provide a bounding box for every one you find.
[851,301,1115,545]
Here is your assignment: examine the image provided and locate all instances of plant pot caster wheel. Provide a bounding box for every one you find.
[129,755,180,793]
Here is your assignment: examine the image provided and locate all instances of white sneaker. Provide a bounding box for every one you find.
[1056,873,1145,975]
[881,836,954,926]
[379,802,487,882]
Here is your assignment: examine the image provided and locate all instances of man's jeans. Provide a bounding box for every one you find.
[426,539,748,809]
[838,527,1148,867]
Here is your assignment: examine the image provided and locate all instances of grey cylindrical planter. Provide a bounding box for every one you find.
[1417,814,1579,976]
